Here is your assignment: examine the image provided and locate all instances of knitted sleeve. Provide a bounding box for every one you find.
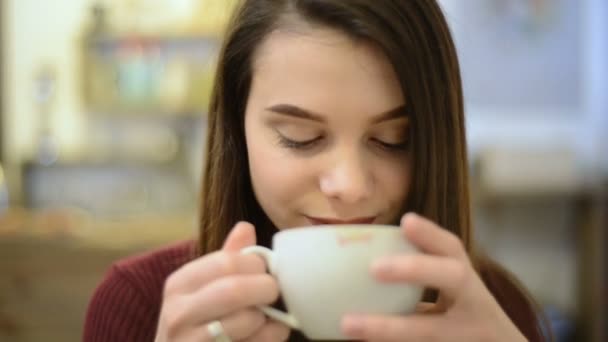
[82,265,159,342]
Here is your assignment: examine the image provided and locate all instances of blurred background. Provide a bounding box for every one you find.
[0,0,605,341]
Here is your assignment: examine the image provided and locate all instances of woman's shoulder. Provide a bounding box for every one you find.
[114,240,197,279]
[83,240,197,341]
[106,239,197,299]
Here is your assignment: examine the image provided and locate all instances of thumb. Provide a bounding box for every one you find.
[222,221,257,252]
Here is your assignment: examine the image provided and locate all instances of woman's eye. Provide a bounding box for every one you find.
[372,138,410,151]
[276,132,323,150]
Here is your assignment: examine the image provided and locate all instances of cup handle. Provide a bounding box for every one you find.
[240,246,300,329]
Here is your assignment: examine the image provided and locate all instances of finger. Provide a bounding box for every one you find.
[371,254,467,299]
[222,221,257,252]
[183,274,280,323]
[341,313,441,341]
[242,320,291,342]
[200,309,266,341]
[401,213,467,260]
[164,251,266,295]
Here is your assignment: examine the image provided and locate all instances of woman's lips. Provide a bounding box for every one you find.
[306,216,377,225]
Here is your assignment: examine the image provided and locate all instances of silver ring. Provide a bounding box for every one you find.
[206,320,232,342]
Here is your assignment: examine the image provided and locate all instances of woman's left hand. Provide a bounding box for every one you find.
[340,213,527,341]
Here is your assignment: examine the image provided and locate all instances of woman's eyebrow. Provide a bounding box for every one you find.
[370,105,408,124]
[265,103,408,124]
[266,104,325,123]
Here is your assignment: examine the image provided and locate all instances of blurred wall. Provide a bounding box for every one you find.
[438,1,607,339]
[439,0,607,173]
[587,0,608,173]
[3,0,92,164]
[1,0,236,201]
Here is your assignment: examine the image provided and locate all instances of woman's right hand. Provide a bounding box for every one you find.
[155,222,291,342]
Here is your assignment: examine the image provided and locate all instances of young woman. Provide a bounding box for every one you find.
[84,1,550,341]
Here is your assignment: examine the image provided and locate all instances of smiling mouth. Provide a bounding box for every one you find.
[306,216,377,225]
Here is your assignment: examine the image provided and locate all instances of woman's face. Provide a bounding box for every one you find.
[245,26,411,230]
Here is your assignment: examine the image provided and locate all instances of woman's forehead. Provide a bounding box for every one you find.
[253,27,394,78]
[248,27,405,118]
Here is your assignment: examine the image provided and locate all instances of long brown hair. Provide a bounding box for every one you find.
[198,1,550,340]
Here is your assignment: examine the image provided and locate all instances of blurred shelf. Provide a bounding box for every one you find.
[87,108,206,119]
[87,33,220,57]
[21,160,197,218]
[82,32,218,119]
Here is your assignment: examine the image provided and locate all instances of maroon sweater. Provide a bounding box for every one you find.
[83,241,548,341]
[83,241,196,342]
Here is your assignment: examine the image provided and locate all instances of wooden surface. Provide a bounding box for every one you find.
[0,237,140,341]
[0,211,194,342]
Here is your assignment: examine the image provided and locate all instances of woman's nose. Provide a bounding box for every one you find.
[319,149,373,204]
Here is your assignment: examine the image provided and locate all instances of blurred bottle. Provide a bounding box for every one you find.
[80,2,115,112]
[34,67,59,165]
[0,164,9,214]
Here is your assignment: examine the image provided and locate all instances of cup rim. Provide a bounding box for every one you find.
[274,224,401,238]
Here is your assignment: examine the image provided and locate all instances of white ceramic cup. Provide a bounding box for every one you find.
[241,225,423,340]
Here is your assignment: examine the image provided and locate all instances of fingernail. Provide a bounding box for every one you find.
[402,212,418,224]
[400,213,407,226]
[341,315,365,336]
